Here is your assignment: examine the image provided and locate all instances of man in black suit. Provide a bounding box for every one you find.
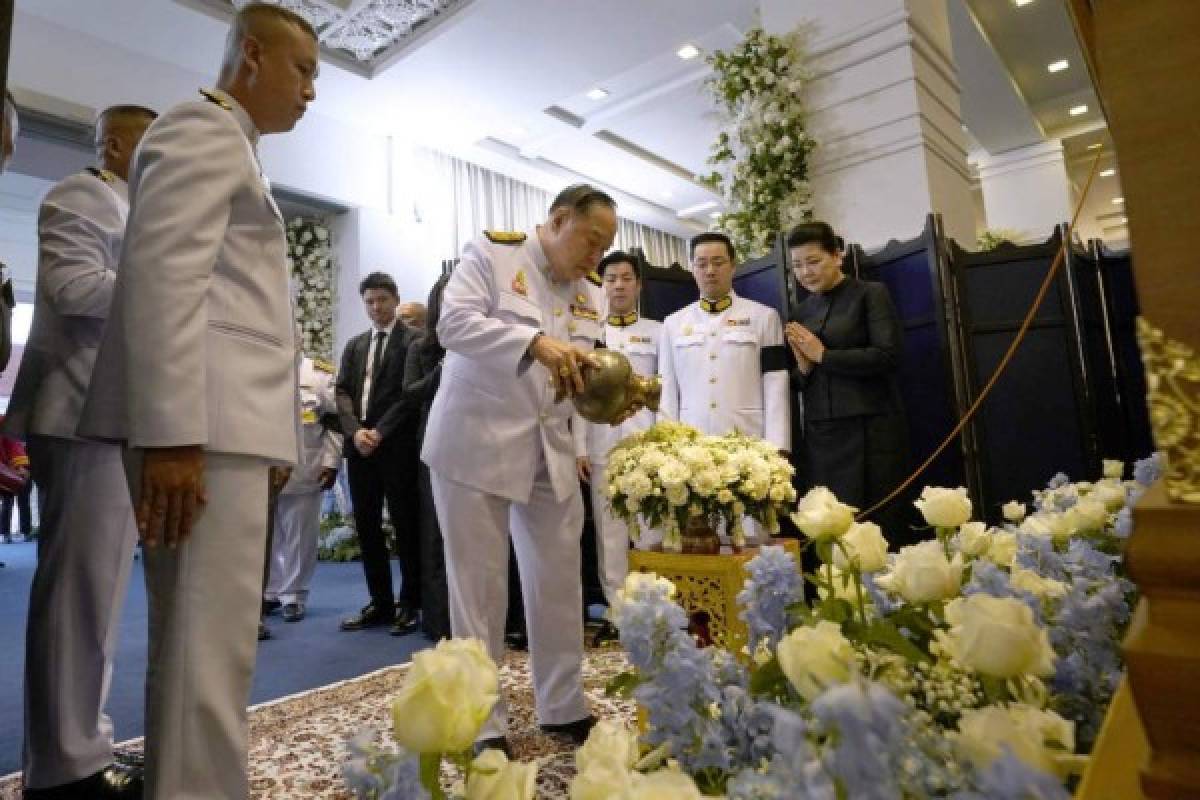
[336,271,422,635]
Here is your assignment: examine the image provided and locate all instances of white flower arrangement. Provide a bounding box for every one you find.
[286,216,335,361]
[603,420,797,551]
[701,27,817,259]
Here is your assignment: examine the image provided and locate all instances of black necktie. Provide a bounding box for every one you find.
[367,330,386,409]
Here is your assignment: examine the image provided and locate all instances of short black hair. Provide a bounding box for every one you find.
[690,231,737,264]
[786,221,843,254]
[549,183,617,215]
[359,271,398,298]
[598,250,640,279]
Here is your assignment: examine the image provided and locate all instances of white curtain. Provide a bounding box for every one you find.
[414,148,688,267]
[614,217,688,268]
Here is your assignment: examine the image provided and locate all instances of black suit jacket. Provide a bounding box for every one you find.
[335,323,420,450]
[790,276,903,421]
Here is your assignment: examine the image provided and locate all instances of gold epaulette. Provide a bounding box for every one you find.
[313,358,335,374]
[199,88,233,111]
[484,230,527,245]
[586,270,602,287]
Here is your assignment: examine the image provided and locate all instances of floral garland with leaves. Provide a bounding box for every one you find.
[701,27,817,259]
[287,216,335,361]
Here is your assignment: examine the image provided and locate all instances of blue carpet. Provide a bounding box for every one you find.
[0,541,427,775]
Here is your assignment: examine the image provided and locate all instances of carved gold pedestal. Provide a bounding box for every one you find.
[1076,679,1148,800]
[628,539,802,657]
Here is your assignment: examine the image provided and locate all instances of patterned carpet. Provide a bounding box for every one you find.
[0,647,635,799]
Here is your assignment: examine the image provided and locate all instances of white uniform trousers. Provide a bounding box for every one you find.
[587,466,630,609]
[125,451,269,800]
[431,465,588,742]
[23,436,137,789]
[264,490,322,606]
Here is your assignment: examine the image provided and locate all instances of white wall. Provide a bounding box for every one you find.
[975,140,1072,242]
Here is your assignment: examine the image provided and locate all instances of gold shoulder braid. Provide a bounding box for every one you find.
[312,358,336,374]
[586,270,603,287]
[484,230,527,245]
[199,88,233,111]
[1137,317,1200,503]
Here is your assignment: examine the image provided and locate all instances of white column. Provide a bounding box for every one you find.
[974,140,1072,242]
[762,0,975,249]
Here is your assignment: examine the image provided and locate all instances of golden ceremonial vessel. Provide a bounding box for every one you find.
[571,349,662,425]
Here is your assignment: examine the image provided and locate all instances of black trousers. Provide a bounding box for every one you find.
[417,462,450,640]
[347,443,421,612]
[804,412,914,547]
[2,482,32,535]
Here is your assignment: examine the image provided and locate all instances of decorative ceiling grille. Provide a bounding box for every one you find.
[190,0,471,76]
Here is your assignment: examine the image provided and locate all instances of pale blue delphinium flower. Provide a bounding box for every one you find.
[954,751,1070,800]
[962,561,1042,621]
[809,681,909,800]
[1133,452,1163,487]
[738,546,804,651]
[1113,506,1133,539]
[342,730,428,800]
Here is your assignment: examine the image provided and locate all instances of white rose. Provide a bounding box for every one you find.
[1063,499,1107,534]
[1020,513,1073,541]
[658,460,690,489]
[570,760,634,800]
[628,769,703,800]
[1001,501,1027,523]
[717,488,734,504]
[776,620,857,700]
[391,638,499,753]
[832,521,889,572]
[466,748,537,800]
[816,565,865,606]
[576,720,639,774]
[984,531,1018,566]
[665,484,688,506]
[875,540,963,604]
[957,705,1076,777]
[1010,568,1068,600]
[1102,459,1124,479]
[938,595,1056,678]
[955,521,991,558]
[790,487,856,541]
[914,486,973,528]
[1089,479,1128,511]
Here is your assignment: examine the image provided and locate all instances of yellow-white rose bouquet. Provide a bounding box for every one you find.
[604,421,795,551]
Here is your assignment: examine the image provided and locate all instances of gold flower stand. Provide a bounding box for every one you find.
[627,538,802,659]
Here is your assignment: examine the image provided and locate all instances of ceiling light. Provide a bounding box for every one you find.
[585,87,609,101]
[1086,143,1102,150]
[1047,59,1069,73]
[1120,217,1128,224]
[1100,168,1116,177]
[509,125,528,138]
[709,211,721,219]
[1112,197,1124,205]
[1069,104,1088,116]
[1014,0,1034,6]
[677,43,701,60]
[660,190,674,200]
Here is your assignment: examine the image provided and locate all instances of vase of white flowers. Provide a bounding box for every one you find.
[680,513,721,555]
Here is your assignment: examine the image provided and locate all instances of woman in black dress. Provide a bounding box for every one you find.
[786,222,912,544]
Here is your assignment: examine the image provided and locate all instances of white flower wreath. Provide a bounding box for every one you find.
[286,216,336,361]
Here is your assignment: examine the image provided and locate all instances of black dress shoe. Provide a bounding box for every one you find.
[258,621,271,641]
[540,714,597,746]
[504,630,528,651]
[590,620,620,646]
[23,762,143,799]
[389,607,419,636]
[261,598,282,616]
[341,603,394,631]
[282,603,305,622]
[472,736,511,759]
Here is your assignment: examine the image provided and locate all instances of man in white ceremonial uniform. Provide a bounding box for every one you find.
[423,184,631,756]
[573,250,661,613]
[77,5,318,798]
[4,104,155,799]
[265,353,341,622]
[659,232,791,542]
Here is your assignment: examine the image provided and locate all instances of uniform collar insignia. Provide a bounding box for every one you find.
[86,167,116,184]
[700,295,733,314]
[607,311,639,327]
[511,269,528,296]
[586,270,603,287]
[199,88,234,111]
[571,303,599,321]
